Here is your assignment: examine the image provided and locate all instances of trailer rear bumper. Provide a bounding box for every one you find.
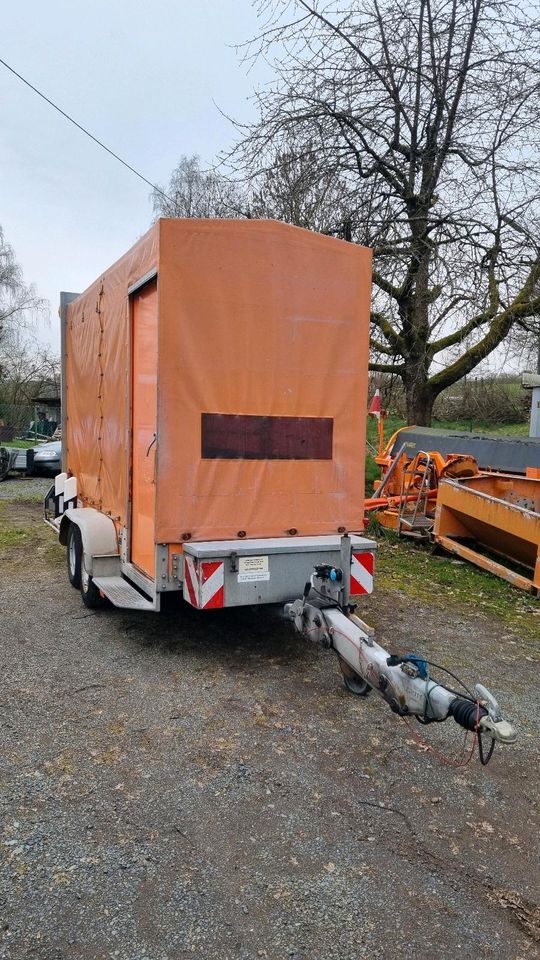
[181,535,376,609]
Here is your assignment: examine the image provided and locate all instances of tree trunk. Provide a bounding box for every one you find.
[403,375,435,426]
[399,208,436,426]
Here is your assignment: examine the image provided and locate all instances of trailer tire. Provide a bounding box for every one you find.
[66,523,82,588]
[80,563,106,609]
[0,447,10,481]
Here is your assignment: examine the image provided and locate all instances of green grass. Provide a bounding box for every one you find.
[0,501,64,566]
[0,524,32,549]
[0,488,52,503]
[371,524,539,643]
[1,440,37,448]
[0,501,33,548]
[364,415,539,634]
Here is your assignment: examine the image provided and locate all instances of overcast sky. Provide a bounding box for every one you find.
[1,0,266,351]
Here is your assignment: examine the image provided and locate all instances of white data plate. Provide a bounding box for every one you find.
[238,555,270,582]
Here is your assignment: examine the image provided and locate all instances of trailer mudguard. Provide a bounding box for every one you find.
[59,508,119,575]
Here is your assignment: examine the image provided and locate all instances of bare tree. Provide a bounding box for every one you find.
[0,333,59,405]
[0,226,45,350]
[152,154,246,220]
[250,141,351,234]
[0,331,59,445]
[155,147,349,236]
[235,0,540,424]
[508,314,540,375]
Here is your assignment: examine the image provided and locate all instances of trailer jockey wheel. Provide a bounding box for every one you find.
[337,656,371,697]
[67,524,82,588]
[80,559,106,609]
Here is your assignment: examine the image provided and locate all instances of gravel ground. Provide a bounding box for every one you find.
[0,490,539,960]
[0,476,54,501]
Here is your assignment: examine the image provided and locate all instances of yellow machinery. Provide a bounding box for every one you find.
[366,420,540,595]
[366,426,479,537]
[434,472,540,594]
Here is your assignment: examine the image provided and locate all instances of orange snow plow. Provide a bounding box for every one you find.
[365,419,540,594]
[434,471,540,594]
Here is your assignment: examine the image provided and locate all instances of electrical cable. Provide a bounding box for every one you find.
[478,732,496,766]
[417,671,446,725]
[402,713,478,767]
[0,56,173,205]
[421,660,475,698]
[388,654,477,703]
[310,585,345,613]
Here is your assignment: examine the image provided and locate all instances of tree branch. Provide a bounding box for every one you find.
[429,251,540,391]
[371,310,404,353]
[369,360,405,373]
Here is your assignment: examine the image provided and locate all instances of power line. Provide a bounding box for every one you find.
[0,55,173,205]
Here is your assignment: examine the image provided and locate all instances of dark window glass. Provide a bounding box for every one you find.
[202,413,333,460]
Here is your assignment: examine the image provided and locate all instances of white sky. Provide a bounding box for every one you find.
[1,0,265,351]
[0,2,531,376]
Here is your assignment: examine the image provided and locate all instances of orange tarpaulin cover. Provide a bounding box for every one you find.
[65,219,372,545]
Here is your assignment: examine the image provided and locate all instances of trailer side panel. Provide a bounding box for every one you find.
[64,225,159,526]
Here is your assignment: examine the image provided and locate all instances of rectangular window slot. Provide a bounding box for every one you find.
[201,413,333,460]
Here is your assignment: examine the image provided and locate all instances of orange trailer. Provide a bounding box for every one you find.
[46,219,376,611]
[41,218,522,757]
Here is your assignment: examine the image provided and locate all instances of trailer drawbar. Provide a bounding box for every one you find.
[285,535,517,767]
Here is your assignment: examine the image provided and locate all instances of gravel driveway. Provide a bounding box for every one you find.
[0,476,53,502]
[0,489,538,959]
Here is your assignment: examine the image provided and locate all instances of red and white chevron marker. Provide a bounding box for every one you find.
[368,388,382,419]
[183,556,225,609]
[350,552,374,595]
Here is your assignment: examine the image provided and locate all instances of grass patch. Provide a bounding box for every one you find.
[0,502,31,549]
[0,524,32,549]
[0,500,64,569]
[1,440,37,448]
[372,528,539,643]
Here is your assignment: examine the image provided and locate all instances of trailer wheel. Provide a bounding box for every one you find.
[0,447,10,481]
[338,656,371,697]
[80,562,106,609]
[66,523,82,588]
